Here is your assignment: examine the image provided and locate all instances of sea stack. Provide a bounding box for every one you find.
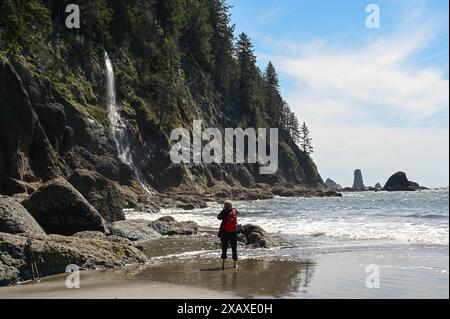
[374,183,382,189]
[352,169,365,189]
[326,178,342,190]
[383,172,427,191]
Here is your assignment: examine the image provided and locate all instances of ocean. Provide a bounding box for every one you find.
[127,189,449,298]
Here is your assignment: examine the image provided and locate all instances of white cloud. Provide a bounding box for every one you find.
[262,16,449,186]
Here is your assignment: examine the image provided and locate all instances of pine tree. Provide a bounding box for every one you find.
[155,0,186,39]
[300,122,314,155]
[183,0,213,69]
[264,62,283,126]
[209,0,235,91]
[236,33,258,115]
[279,101,291,131]
[289,112,301,143]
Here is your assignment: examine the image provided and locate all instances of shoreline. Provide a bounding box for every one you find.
[1,191,448,299]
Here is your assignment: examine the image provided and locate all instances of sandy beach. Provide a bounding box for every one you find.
[1,224,448,299]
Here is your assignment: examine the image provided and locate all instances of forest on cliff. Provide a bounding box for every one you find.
[0,0,324,195]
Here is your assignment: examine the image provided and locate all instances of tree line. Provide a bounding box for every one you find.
[0,0,314,155]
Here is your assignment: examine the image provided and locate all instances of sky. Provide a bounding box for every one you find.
[228,0,449,187]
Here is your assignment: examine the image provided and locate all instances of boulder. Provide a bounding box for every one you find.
[110,220,161,242]
[2,178,36,196]
[73,230,107,240]
[383,172,426,192]
[0,232,147,286]
[73,231,137,247]
[0,196,45,236]
[352,169,365,189]
[22,178,107,235]
[240,224,278,248]
[147,216,199,236]
[374,183,382,189]
[325,178,342,190]
[0,262,20,286]
[68,169,126,222]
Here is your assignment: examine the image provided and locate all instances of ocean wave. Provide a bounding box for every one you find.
[126,192,449,247]
[405,213,449,219]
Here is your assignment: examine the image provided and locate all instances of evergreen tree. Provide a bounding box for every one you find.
[289,112,301,143]
[155,0,186,39]
[236,33,258,114]
[183,0,213,69]
[264,62,283,126]
[300,122,314,155]
[209,0,235,91]
[279,101,291,131]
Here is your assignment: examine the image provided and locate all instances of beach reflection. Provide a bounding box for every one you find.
[133,258,316,298]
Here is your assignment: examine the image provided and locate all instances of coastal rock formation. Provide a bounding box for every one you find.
[374,183,382,189]
[22,178,107,235]
[147,216,199,236]
[325,178,342,190]
[271,186,342,198]
[352,169,365,189]
[240,224,278,248]
[73,231,137,247]
[2,179,36,196]
[110,220,161,242]
[383,172,426,192]
[0,1,327,199]
[0,196,45,236]
[68,169,126,222]
[0,232,147,286]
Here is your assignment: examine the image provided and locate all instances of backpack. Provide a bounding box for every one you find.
[223,208,238,233]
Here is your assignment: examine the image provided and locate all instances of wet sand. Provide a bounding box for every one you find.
[1,233,448,299]
[0,234,312,299]
[0,268,238,299]
[0,258,313,299]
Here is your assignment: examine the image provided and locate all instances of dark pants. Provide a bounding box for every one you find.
[220,233,238,261]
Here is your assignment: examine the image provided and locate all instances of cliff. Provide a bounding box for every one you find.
[0,0,325,197]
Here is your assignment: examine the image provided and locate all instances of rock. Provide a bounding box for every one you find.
[0,262,20,286]
[0,58,64,194]
[68,169,126,222]
[325,178,342,190]
[2,178,36,196]
[176,203,195,210]
[165,192,207,210]
[383,172,427,192]
[241,224,266,237]
[72,231,107,240]
[0,196,46,236]
[110,220,161,242]
[374,183,382,189]
[236,233,248,245]
[214,191,230,199]
[147,217,199,236]
[73,231,137,247]
[22,178,107,235]
[240,224,278,248]
[10,193,30,204]
[352,169,366,189]
[0,232,147,286]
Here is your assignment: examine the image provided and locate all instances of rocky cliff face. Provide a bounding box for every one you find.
[0,1,325,197]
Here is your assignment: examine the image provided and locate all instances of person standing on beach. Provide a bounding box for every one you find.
[217,200,240,270]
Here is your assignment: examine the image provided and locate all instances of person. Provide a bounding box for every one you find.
[217,200,240,270]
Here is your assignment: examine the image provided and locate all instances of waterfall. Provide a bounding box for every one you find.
[104,52,152,193]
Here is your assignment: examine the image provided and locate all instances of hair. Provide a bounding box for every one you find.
[224,200,233,210]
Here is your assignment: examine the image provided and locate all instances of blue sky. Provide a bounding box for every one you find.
[228,0,449,187]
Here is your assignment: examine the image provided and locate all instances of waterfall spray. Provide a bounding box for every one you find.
[104,52,151,193]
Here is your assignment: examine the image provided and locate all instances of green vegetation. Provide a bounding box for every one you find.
[0,0,314,155]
